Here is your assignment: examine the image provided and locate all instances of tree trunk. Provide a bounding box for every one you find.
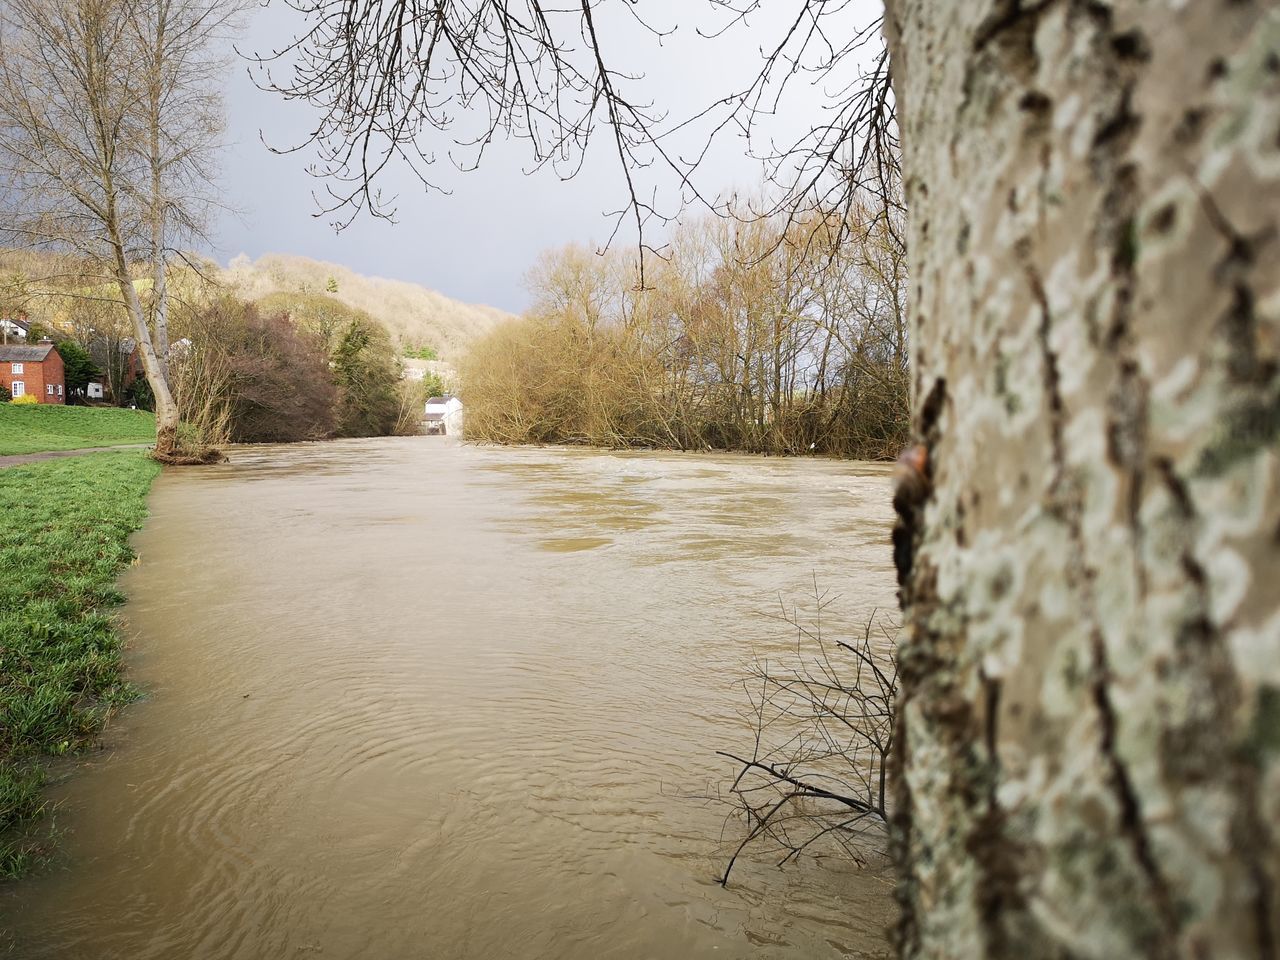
[109,242,180,457]
[149,169,171,385]
[883,3,1278,958]
[147,0,171,384]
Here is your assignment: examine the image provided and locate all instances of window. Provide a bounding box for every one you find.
[47,384,54,395]
[11,381,24,396]
[56,384,63,396]
[11,362,22,374]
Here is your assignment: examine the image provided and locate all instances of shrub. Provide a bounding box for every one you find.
[169,295,401,443]
[0,384,9,402]
[332,318,401,437]
[420,371,447,398]
[171,297,337,444]
[124,378,154,411]
[460,217,909,457]
[10,394,38,406]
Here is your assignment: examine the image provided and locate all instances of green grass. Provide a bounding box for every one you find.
[0,452,160,877]
[0,405,156,456]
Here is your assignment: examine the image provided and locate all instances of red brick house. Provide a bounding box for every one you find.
[1,340,66,404]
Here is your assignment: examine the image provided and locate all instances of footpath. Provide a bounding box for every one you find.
[0,443,152,468]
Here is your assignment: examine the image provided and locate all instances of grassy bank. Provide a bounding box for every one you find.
[0,405,156,456]
[0,452,160,877]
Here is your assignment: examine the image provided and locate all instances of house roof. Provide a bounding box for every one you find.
[0,343,54,362]
[1,317,30,331]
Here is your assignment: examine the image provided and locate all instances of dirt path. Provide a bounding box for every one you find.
[0,444,152,468]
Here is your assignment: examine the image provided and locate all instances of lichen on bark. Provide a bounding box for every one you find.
[883,2,1280,957]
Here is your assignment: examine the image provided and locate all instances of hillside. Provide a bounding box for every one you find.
[223,253,511,359]
[0,248,511,361]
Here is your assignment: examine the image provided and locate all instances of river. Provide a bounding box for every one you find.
[1,437,898,959]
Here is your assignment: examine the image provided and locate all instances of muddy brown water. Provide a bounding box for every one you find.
[1,437,898,959]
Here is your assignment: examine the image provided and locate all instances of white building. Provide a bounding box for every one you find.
[1,317,30,342]
[423,395,463,435]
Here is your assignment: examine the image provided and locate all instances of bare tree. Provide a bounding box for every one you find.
[131,0,238,382]
[0,0,235,458]
[250,1,897,279]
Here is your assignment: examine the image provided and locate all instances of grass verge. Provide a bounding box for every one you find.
[0,452,160,877]
[0,405,156,456]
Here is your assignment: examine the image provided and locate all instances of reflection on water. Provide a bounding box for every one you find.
[1,437,898,959]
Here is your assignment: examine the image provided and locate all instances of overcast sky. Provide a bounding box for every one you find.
[211,1,881,313]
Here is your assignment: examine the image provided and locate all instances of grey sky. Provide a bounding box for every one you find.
[211,1,882,313]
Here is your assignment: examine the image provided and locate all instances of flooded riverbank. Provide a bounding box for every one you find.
[1,437,898,959]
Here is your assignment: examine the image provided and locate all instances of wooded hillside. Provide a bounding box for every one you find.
[223,253,511,357]
[0,248,510,359]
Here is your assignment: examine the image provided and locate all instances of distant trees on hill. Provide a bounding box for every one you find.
[253,290,372,354]
[224,253,509,357]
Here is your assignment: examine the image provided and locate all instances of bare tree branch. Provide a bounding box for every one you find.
[712,582,897,886]
[249,1,900,282]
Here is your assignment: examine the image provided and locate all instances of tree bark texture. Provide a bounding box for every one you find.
[883,2,1279,958]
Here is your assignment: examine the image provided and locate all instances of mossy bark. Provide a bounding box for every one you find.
[883,2,1279,957]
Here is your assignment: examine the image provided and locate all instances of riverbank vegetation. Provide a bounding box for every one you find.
[0,453,159,877]
[2,253,423,445]
[461,208,908,459]
[0,406,156,456]
[168,295,410,444]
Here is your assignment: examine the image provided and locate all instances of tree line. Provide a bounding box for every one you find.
[1,249,427,443]
[461,205,908,460]
[166,290,425,444]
